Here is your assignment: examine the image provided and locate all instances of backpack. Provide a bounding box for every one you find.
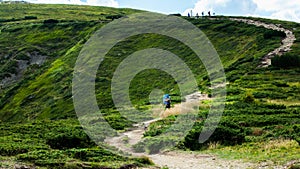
[163,94,171,105]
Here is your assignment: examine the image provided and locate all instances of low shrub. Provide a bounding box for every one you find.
[15,52,30,60]
[183,119,246,150]
[24,16,38,20]
[46,129,95,150]
[133,137,177,154]
[242,92,255,103]
[105,14,124,20]
[135,156,154,165]
[253,91,288,99]
[272,81,289,87]
[104,113,133,130]
[17,150,66,167]
[43,19,59,24]
[262,124,300,143]
[263,29,286,39]
[0,143,29,156]
[272,53,300,68]
[66,148,124,162]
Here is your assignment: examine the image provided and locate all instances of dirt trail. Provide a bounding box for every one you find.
[104,91,297,169]
[229,18,296,68]
[105,92,257,169]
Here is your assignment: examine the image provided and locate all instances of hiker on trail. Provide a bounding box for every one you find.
[208,11,211,17]
[163,94,171,110]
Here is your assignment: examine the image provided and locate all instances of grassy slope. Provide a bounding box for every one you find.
[0,17,284,121]
[0,3,299,168]
[209,17,300,164]
[143,17,300,165]
[0,4,153,169]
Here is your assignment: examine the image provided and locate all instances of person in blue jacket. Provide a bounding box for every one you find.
[163,94,171,110]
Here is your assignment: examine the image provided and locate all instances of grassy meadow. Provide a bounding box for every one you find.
[0,3,299,168]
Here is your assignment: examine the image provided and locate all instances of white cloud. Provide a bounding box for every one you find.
[253,0,300,12]
[26,0,118,7]
[85,0,118,7]
[253,0,300,22]
[184,0,300,22]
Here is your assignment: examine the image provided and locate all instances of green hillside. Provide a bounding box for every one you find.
[0,3,299,168]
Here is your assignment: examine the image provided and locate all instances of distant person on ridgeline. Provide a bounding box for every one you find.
[163,94,171,110]
[208,11,211,17]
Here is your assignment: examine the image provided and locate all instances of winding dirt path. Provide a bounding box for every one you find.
[229,18,296,68]
[104,92,257,169]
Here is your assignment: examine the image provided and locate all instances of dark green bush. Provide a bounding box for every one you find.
[183,119,246,150]
[46,129,95,150]
[105,14,124,20]
[263,124,300,142]
[135,156,154,165]
[242,92,255,103]
[233,114,299,127]
[17,150,66,167]
[226,87,242,95]
[103,111,133,130]
[253,91,288,99]
[44,19,59,24]
[66,148,124,162]
[272,81,289,87]
[24,16,38,20]
[263,29,286,39]
[133,137,176,154]
[272,53,300,68]
[1,60,18,75]
[226,73,242,82]
[0,18,22,23]
[0,144,29,156]
[15,52,30,60]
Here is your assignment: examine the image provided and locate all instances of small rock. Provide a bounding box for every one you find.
[14,164,32,169]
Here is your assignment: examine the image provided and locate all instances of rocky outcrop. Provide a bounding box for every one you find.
[0,52,47,87]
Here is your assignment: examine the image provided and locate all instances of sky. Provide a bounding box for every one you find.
[20,0,300,23]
